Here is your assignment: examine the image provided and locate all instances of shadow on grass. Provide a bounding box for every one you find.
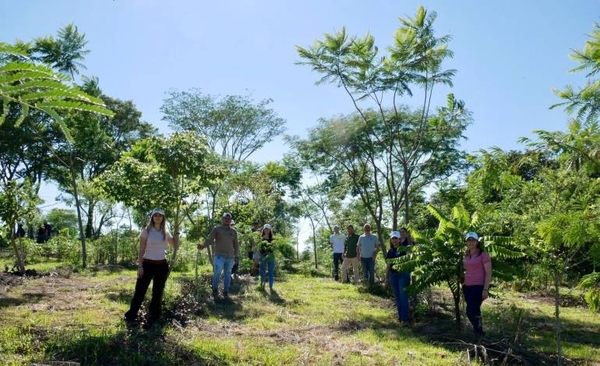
[0,291,49,308]
[39,323,230,366]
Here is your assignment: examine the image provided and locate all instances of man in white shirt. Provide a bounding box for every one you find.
[330,225,346,281]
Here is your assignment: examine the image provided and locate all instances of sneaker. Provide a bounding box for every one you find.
[223,292,230,300]
[212,290,219,300]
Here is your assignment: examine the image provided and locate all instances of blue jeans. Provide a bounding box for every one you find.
[213,255,235,293]
[390,271,411,321]
[463,284,484,335]
[361,257,375,286]
[260,258,275,289]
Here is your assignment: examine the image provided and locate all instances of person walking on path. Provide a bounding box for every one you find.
[198,212,240,300]
[124,209,179,323]
[341,224,360,284]
[463,232,492,339]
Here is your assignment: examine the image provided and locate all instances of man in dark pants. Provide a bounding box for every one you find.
[330,225,346,281]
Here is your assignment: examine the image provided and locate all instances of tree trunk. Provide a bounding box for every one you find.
[554,272,563,366]
[10,238,26,273]
[69,149,87,268]
[403,169,410,224]
[85,201,95,239]
[451,280,462,331]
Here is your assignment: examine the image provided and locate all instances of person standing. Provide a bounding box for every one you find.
[357,224,380,288]
[124,209,179,323]
[250,221,261,276]
[16,223,26,238]
[463,232,492,339]
[43,222,52,242]
[386,230,412,324]
[198,212,240,300]
[329,225,346,281]
[341,224,360,284]
[259,224,276,291]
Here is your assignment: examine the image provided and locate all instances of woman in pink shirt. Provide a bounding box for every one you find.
[463,232,492,339]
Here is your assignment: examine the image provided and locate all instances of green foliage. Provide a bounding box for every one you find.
[295,5,470,234]
[389,202,521,328]
[578,272,600,312]
[98,131,218,215]
[161,89,286,162]
[0,43,113,140]
[552,23,600,123]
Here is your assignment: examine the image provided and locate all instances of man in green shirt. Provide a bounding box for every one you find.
[341,224,360,284]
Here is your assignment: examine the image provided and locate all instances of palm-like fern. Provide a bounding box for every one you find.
[388,202,522,329]
[0,43,112,141]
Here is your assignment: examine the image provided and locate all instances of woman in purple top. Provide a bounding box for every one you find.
[463,232,492,338]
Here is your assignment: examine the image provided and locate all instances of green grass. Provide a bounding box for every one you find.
[0,262,599,365]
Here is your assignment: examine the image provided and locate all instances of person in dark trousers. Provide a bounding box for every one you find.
[124,209,178,323]
[386,230,412,324]
[259,224,276,291]
[43,222,52,242]
[16,223,26,238]
[230,220,240,280]
[36,224,47,244]
[463,232,492,339]
[329,225,346,281]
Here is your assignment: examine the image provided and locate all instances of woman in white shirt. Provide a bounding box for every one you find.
[124,209,178,323]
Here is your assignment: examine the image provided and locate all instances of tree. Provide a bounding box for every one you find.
[389,203,519,330]
[31,24,89,80]
[48,87,156,239]
[161,89,287,239]
[552,23,600,123]
[99,131,220,264]
[44,208,79,238]
[0,42,113,271]
[296,6,470,250]
[161,89,286,162]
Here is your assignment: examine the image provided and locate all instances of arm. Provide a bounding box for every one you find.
[385,251,391,283]
[373,239,381,260]
[137,231,147,278]
[482,259,492,300]
[198,227,216,250]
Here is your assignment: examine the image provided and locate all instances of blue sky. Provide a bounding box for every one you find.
[1,0,599,222]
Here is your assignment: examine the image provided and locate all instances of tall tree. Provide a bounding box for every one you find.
[296,6,470,249]
[161,89,287,233]
[161,89,286,162]
[99,131,221,265]
[31,24,89,80]
[0,42,112,271]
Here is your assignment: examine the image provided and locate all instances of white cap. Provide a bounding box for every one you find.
[222,212,232,218]
[150,208,165,216]
[465,232,479,241]
[263,224,272,230]
[390,231,401,239]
